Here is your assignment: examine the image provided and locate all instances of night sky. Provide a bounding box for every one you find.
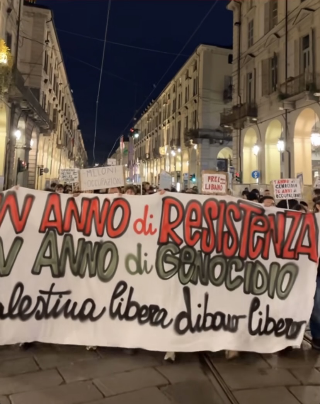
[37,0,232,164]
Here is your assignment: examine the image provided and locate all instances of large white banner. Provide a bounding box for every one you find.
[0,188,318,353]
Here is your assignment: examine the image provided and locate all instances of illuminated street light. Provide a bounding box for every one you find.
[277,138,285,152]
[252,144,260,156]
[0,52,8,65]
[311,131,320,147]
[14,130,21,140]
[30,139,34,148]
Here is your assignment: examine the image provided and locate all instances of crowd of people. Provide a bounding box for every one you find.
[46,181,199,196]
[241,187,311,212]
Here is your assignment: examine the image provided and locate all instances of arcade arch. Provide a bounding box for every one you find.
[265,120,282,184]
[243,128,257,183]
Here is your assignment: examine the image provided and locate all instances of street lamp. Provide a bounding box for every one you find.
[277,138,285,152]
[0,52,7,65]
[14,130,21,140]
[30,139,34,148]
[311,130,320,147]
[252,144,260,156]
[0,40,9,65]
[171,150,176,157]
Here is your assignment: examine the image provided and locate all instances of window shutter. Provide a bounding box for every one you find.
[242,74,246,103]
[275,53,278,90]
[261,59,270,96]
[287,40,294,78]
[253,68,257,102]
[264,1,270,35]
[294,39,300,77]
[310,28,315,78]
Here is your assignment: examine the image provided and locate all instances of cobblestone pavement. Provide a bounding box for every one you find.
[207,340,320,404]
[0,341,319,404]
[0,343,227,404]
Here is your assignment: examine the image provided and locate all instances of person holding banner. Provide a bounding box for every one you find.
[56,184,64,194]
[261,196,275,208]
[124,185,136,195]
[311,197,320,350]
[108,187,121,194]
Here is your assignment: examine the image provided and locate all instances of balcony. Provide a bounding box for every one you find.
[278,73,320,102]
[169,138,181,148]
[9,69,52,131]
[220,103,258,130]
[184,128,232,146]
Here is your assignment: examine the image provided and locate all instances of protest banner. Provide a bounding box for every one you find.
[202,171,227,195]
[0,188,318,353]
[314,177,320,189]
[107,158,116,166]
[273,179,302,200]
[59,168,80,184]
[297,173,303,190]
[80,165,124,191]
[159,171,172,190]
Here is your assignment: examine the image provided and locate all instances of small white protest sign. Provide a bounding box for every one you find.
[273,178,302,200]
[59,168,80,184]
[80,165,124,191]
[107,158,116,166]
[202,171,228,195]
[159,171,172,190]
[314,177,320,189]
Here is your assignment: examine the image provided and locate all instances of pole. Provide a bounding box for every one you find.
[15,0,22,69]
[5,0,22,189]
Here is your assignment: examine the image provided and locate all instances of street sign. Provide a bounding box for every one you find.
[251,170,260,179]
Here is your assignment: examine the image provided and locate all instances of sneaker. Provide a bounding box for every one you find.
[312,339,320,350]
[164,351,176,362]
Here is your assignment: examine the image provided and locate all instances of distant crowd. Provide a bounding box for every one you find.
[241,187,312,212]
[47,181,199,196]
[46,181,320,214]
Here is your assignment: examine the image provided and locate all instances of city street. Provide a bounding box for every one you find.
[0,341,318,404]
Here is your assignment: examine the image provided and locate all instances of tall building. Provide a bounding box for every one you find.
[133,44,233,190]
[0,0,87,190]
[224,0,320,189]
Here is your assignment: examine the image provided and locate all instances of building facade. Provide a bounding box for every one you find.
[109,139,129,179]
[133,44,233,190]
[0,0,87,191]
[224,0,320,189]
